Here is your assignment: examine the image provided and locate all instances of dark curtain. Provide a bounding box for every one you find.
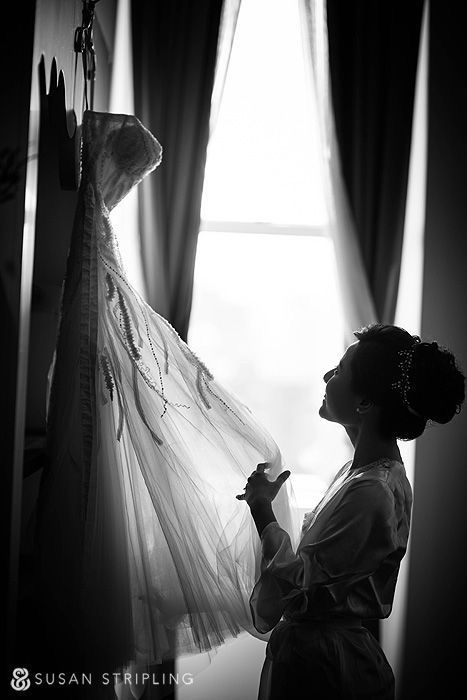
[132,0,224,342]
[326,0,425,323]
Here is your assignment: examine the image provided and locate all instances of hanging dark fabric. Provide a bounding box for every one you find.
[132,0,224,342]
[326,0,425,323]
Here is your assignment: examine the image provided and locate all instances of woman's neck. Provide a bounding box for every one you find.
[345,423,402,469]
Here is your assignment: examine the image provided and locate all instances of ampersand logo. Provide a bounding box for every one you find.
[10,668,30,691]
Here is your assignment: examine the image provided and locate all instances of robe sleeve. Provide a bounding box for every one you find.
[249,477,400,633]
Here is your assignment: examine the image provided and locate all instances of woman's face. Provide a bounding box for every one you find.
[319,342,364,427]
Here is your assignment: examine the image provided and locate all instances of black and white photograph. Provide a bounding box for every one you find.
[2,1,466,698]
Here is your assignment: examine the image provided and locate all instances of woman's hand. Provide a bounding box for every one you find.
[236,462,291,507]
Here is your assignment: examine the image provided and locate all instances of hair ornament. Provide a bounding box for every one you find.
[391,342,425,418]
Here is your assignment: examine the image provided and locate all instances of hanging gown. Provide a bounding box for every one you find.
[34,110,299,674]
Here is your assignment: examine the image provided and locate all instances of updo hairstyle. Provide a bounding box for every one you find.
[350,323,465,440]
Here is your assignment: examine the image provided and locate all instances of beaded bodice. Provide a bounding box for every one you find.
[81,110,162,211]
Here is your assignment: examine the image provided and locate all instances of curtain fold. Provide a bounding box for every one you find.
[210,0,242,137]
[299,0,425,643]
[299,0,377,344]
[131,0,241,343]
[299,0,424,334]
[325,0,425,324]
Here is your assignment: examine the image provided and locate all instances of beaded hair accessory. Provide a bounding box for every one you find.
[391,344,425,418]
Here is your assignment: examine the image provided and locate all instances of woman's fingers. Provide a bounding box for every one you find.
[245,467,291,487]
[237,466,291,503]
[248,463,270,480]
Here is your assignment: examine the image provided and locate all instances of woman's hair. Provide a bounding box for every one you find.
[351,323,465,440]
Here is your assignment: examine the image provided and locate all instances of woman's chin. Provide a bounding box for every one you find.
[319,401,340,424]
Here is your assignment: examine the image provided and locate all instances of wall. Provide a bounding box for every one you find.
[401,2,467,697]
[4,0,117,676]
[1,0,36,680]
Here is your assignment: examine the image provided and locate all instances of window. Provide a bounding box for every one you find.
[187,0,351,516]
[179,0,351,694]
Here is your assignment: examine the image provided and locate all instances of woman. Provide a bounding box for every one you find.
[237,323,465,700]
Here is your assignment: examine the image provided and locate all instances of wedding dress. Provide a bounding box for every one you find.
[34,110,298,675]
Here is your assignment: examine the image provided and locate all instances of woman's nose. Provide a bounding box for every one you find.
[323,369,334,383]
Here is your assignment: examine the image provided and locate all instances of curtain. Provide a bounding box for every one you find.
[299,0,376,344]
[109,0,148,300]
[299,0,425,643]
[325,0,425,324]
[210,0,242,136]
[299,0,424,334]
[131,0,241,343]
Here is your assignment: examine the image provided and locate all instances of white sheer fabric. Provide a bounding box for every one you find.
[209,0,243,136]
[298,0,377,342]
[36,110,298,679]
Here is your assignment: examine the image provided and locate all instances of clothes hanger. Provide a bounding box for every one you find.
[40,1,101,191]
[74,0,101,114]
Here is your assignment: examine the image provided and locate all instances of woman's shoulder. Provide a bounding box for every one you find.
[350,459,413,512]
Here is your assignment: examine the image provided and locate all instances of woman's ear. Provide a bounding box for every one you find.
[357,398,373,415]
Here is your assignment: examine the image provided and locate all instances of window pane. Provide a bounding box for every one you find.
[201,0,328,225]
[188,231,352,507]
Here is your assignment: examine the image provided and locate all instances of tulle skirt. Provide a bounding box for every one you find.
[34,190,299,674]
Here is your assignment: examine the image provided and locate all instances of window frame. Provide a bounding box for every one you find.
[200,220,328,238]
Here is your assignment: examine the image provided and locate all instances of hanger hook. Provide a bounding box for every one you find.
[74,0,102,112]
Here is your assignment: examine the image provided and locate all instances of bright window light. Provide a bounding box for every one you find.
[201,0,328,226]
[189,232,350,503]
[180,0,351,694]
[190,0,351,511]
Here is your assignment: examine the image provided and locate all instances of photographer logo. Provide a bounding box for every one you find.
[10,668,31,691]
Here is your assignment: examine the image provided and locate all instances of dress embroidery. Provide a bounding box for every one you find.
[35,110,298,676]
